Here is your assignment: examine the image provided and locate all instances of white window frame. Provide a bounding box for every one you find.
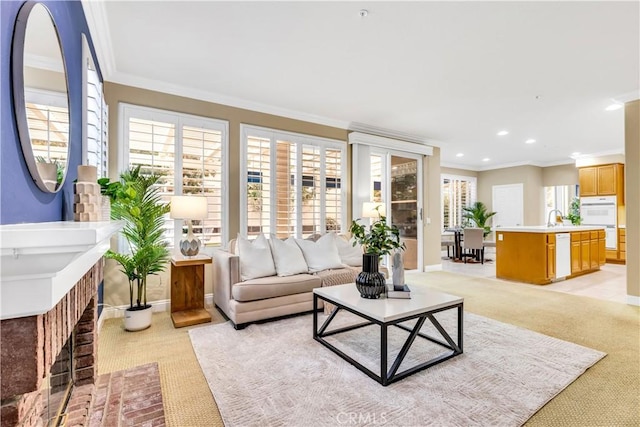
[239,124,347,238]
[118,103,229,248]
[441,173,477,232]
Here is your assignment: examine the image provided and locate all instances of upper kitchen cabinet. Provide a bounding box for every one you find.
[579,163,624,203]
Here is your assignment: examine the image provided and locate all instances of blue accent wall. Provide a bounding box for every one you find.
[1,0,102,224]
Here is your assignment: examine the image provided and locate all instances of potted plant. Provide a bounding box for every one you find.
[565,197,582,225]
[105,166,171,331]
[349,207,406,299]
[462,201,497,237]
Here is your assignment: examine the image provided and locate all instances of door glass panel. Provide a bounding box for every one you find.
[391,156,418,269]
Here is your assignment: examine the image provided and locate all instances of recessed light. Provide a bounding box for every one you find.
[482,158,490,162]
[358,9,368,17]
[605,103,622,111]
[525,139,536,144]
[497,130,509,136]
[456,153,464,157]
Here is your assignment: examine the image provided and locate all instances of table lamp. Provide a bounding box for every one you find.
[362,202,386,219]
[170,195,208,257]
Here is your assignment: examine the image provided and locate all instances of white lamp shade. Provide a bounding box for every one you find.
[362,202,386,218]
[170,195,208,220]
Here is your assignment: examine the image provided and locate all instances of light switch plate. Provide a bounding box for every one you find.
[498,233,503,241]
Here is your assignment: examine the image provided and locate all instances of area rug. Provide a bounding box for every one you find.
[189,310,605,427]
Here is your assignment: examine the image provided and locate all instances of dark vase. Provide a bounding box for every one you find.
[355,254,387,299]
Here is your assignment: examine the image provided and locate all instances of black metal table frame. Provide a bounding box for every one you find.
[313,293,463,386]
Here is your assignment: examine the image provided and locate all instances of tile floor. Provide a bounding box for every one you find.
[439,248,629,304]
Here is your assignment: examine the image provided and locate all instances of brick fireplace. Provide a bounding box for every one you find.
[1,261,102,426]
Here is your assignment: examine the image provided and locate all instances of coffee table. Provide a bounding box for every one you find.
[313,283,463,386]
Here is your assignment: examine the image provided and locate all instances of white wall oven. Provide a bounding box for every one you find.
[580,196,617,249]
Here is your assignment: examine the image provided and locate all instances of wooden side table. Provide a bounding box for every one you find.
[170,253,212,328]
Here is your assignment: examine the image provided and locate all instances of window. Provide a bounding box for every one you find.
[120,104,228,247]
[441,174,477,231]
[241,125,346,238]
[24,88,69,167]
[545,185,579,222]
[83,35,108,178]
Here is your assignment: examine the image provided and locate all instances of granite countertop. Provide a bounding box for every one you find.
[495,225,606,233]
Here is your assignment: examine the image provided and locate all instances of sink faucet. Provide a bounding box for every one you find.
[547,209,564,227]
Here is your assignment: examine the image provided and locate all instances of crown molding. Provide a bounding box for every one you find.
[442,157,577,172]
[81,0,116,79]
[613,90,640,104]
[107,71,351,131]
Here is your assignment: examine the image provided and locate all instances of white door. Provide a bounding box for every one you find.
[492,184,524,227]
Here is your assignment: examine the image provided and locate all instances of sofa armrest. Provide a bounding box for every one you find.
[212,249,241,313]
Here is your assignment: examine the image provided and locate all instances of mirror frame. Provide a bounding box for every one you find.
[12,1,72,193]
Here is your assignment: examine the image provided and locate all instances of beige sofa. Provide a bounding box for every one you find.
[211,236,361,329]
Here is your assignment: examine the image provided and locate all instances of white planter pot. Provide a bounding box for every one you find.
[124,305,153,331]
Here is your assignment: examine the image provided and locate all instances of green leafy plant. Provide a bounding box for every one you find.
[566,197,582,225]
[105,166,171,310]
[462,201,497,237]
[97,177,123,202]
[349,207,406,256]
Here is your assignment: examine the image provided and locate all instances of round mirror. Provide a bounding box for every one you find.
[12,2,70,193]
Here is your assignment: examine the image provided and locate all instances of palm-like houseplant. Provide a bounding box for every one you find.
[462,201,497,237]
[105,166,170,331]
[349,207,406,298]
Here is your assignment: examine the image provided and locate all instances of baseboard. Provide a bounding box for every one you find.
[98,293,215,329]
[627,295,640,306]
[424,264,443,272]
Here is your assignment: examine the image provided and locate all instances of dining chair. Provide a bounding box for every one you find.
[462,227,485,264]
[441,233,455,258]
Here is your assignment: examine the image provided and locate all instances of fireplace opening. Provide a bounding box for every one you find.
[43,332,74,426]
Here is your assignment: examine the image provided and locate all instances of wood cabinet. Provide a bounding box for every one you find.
[579,167,597,196]
[496,229,603,285]
[170,254,212,328]
[578,163,624,203]
[619,228,626,261]
[570,231,602,276]
[598,230,606,266]
[546,234,555,281]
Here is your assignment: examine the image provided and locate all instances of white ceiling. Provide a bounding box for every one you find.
[83,1,639,170]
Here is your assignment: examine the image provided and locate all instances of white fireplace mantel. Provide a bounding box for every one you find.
[0,221,123,319]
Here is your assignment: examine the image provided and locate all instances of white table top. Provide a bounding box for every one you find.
[314,283,463,323]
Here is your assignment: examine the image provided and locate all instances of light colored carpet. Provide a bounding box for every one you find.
[189,303,605,427]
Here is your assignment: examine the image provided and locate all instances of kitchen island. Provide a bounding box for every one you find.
[495,226,606,285]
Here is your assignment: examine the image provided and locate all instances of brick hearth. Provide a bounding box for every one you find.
[1,262,102,426]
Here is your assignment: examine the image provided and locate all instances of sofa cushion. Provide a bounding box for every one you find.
[269,235,309,277]
[295,233,343,272]
[236,234,277,281]
[332,233,363,267]
[232,274,322,302]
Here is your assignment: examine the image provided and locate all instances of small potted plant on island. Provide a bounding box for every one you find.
[105,166,170,331]
[349,206,406,299]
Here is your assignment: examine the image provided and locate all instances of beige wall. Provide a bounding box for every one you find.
[424,148,443,268]
[477,165,544,226]
[103,82,349,306]
[541,163,579,187]
[625,100,639,298]
[441,167,478,178]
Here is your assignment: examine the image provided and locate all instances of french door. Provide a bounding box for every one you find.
[371,152,423,270]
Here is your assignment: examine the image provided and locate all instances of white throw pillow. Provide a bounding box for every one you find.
[269,236,309,277]
[295,233,343,272]
[236,234,276,281]
[332,233,363,267]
